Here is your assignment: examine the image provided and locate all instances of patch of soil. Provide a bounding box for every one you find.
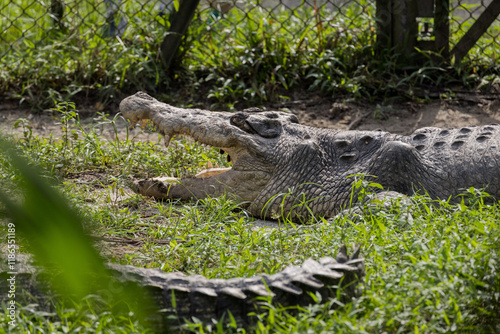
[66,171,110,183]
[0,101,160,142]
[285,96,500,134]
[1,95,500,138]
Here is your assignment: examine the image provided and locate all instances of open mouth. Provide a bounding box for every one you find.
[154,165,232,183]
[131,119,240,181]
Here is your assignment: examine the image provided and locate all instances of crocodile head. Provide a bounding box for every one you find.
[120,92,387,220]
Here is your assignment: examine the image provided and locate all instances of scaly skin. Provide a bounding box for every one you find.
[120,92,500,219]
[0,245,364,328]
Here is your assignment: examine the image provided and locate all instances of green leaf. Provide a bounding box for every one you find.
[377,220,387,232]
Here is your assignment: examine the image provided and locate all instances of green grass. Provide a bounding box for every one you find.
[1,0,499,109]
[0,107,499,333]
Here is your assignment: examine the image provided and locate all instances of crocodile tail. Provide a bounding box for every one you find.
[108,244,365,327]
[1,245,364,329]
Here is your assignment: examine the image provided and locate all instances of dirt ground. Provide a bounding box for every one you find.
[282,95,500,134]
[1,95,500,138]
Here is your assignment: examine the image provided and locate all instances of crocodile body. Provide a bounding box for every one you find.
[120,92,500,220]
[1,246,364,328]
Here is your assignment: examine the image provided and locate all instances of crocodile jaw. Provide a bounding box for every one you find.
[120,92,296,203]
[119,92,286,167]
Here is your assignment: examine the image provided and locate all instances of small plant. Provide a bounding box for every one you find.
[53,101,80,146]
[262,183,326,224]
[13,118,33,143]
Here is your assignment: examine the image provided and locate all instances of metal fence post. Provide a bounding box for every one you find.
[375,0,418,60]
[160,0,200,70]
[393,0,418,58]
[376,0,450,63]
[451,0,500,62]
[50,0,65,31]
[434,0,450,59]
[375,0,392,52]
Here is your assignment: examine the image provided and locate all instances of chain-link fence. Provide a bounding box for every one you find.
[450,0,500,63]
[1,0,499,103]
[2,0,499,60]
[1,0,378,64]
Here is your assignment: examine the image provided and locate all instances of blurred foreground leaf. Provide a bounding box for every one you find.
[0,138,150,327]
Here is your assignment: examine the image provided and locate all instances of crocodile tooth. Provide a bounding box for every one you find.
[195,167,232,178]
[270,281,303,295]
[219,287,247,299]
[193,287,217,297]
[291,275,324,289]
[128,120,138,129]
[164,135,171,148]
[245,285,275,297]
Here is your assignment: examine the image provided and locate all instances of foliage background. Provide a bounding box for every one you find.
[1,0,499,109]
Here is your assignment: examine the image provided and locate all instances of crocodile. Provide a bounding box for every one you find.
[120,92,500,220]
[1,245,364,329]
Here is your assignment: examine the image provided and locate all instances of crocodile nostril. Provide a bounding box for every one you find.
[230,114,247,127]
[230,113,260,135]
[265,112,279,119]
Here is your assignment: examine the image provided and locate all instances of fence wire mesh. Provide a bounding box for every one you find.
[1,0,499,100]
[450,0,500,62]
[1,1,378,63]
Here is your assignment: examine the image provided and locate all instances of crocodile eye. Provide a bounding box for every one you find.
[232,113,282,138]
[360,135,374,145]
[246,117,282,138]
